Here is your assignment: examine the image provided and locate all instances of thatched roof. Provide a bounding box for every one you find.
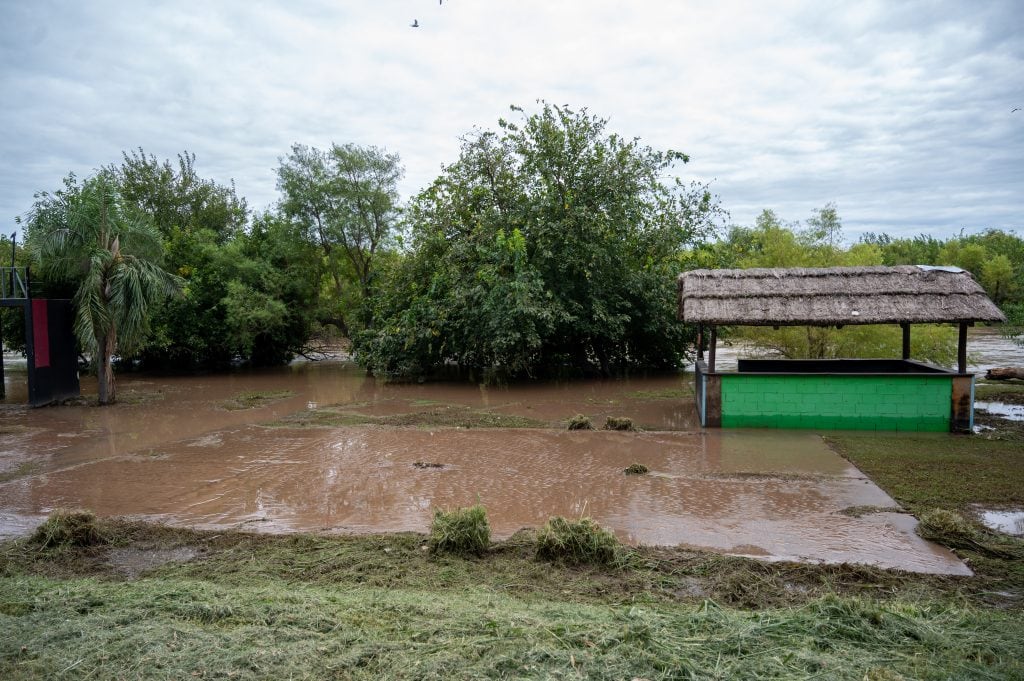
[677,266,1007,326]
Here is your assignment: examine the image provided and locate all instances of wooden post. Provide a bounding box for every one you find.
[958,322,968,374]
[708,326,717,373]
[901,323,911,360]
[696,324,704,361]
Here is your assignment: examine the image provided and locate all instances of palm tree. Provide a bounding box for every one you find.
[27,171,182,404]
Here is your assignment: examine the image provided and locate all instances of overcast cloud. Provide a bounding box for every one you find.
[2,0,1022,240]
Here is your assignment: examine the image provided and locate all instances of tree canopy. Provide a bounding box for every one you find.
[354,103,723,380]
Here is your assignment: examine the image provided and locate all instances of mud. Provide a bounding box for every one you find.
[0,360,973,574]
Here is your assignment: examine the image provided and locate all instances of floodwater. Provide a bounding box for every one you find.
[0,359,974,575]
[975,401,1024,422]
[977,509,1024,537]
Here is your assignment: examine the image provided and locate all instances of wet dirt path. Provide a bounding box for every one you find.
[0,362,969,574]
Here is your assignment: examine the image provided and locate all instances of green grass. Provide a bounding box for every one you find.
[269,406,547,429]
[1,521,1023,680]
[429,505,490,556]
[536,517,622,566]
[224,390,295,410]
[624,386,693,400]
[974,381,1024,403]
[829,432,1024,593]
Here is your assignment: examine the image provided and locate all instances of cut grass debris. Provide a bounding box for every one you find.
[917,508,1017,558]
[624,463,649,475]
[603,416,636,431]
[29,509,105,549]
[536,516,621,566]
[429,505,490,557]
[567,414,593,430]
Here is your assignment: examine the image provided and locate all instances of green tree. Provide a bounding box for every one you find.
[25,171,181,404]
[731,209,956,365]
[357,103,722,380]
[276,143,403,334]
[980,254,1015,304]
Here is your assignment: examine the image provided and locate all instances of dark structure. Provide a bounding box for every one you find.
[1,266,80,406]
[678,266,1006,432]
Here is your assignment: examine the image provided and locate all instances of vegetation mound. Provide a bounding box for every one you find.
[604,416,636,431]
[536,516,621,566]
[30,509,106,549]
[624,463,649,475]
[429,505,490,556]
[916,508,1016,558]
[567,414,593,430]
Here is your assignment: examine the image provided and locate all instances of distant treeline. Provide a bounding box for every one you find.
[5,103,1021,380]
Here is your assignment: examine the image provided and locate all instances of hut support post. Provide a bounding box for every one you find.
[708,326,717,373]
[957,322,968,374]
[696,324,704,361]
[901,323,911,360]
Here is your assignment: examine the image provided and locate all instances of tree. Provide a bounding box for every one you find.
[26,171,181,404]
[356,103,723,380]
[729,208,957,365]
[981,254,1015,304]
[276,143,403,334]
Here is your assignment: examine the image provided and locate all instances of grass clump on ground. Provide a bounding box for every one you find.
[567,414,593,430]
[29,509,105,549]
[623,463,649,475]
[271,406,546,429]
[536,516,621,566]
[603,416,635,431]
[429,505,490,556]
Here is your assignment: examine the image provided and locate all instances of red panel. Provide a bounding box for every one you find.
[32,299,50,369]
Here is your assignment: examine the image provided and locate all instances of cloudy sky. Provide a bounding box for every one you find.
[2,0,1022,240]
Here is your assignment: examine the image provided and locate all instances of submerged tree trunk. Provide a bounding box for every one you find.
[96,332,117,405]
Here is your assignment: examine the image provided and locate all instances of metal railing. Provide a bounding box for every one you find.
[1,267,29,300]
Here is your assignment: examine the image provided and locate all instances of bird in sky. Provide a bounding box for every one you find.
[411,19,419,27]
[1013,107,1021,113]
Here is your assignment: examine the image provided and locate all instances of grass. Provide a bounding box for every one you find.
[829,431,1024,595]
[269,406,547,429]
[28,510,104,549]
[536,517,622,566]
[2,519,1023,679]
[624,387,693,400]
[224,390,295,410]
[624,463,649,475]
[974,380,1024,404]
[429,505,490,556]
[603,416,636,431]
[566,414,593,430]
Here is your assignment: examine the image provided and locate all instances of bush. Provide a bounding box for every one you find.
[429,505,490,556]
[30,509,105,549]
[604,416,635,431]
[624,463,649,475]
[536,516,621,566]
[567,414,593,430]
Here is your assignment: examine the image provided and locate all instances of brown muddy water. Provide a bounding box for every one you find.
[0,359,975,575]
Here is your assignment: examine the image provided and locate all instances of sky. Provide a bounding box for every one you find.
[1,0,1022,241]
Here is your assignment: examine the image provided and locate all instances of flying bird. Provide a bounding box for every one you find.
[411,19,419,27]
[1013,107,1021,113]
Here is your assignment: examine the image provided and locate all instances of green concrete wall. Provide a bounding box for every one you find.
[719,374,951,431]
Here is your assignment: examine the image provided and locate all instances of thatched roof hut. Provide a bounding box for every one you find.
[677,265,1006,326]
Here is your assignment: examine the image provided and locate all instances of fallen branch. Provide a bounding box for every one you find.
[985,367,1024,381]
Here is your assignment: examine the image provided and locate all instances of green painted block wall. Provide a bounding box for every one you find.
[719,374,952,431]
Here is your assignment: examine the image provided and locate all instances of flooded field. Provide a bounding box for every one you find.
[0,357,977,574]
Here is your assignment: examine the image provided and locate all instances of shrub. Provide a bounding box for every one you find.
[624,463,649,475]
[429,505,490,556]
[567,414,593,430]
[30,509,105,549]
[604,416,635,431]
[536,516,621,566]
